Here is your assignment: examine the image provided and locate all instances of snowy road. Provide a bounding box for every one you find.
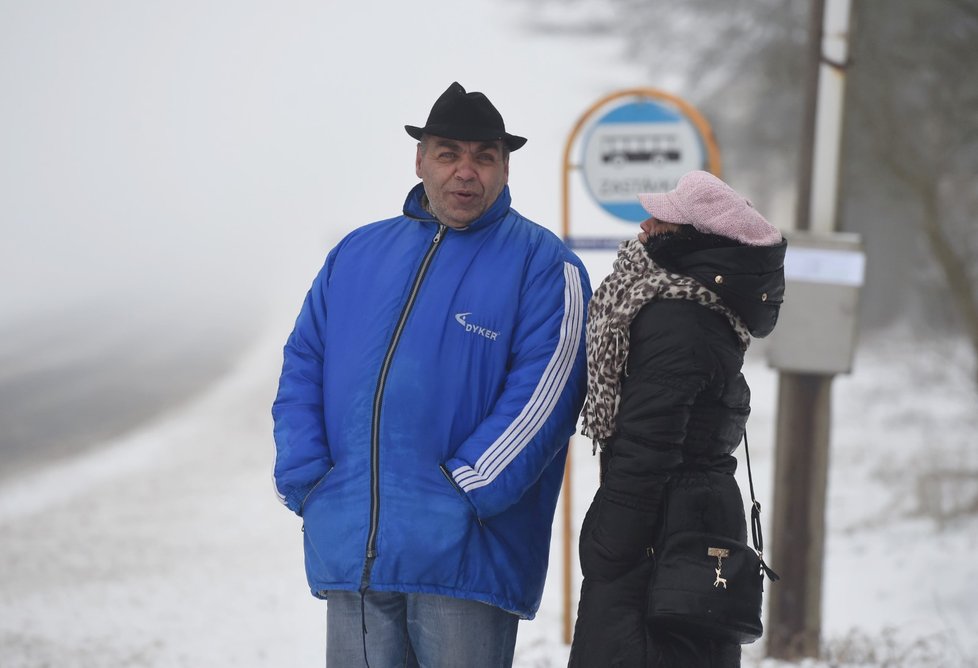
[0,306,253,483]
[0,332,325,666]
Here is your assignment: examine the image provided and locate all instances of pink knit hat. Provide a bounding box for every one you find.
[637,170,782,246]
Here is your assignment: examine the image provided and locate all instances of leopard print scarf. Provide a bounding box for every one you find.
[580,238,751,450]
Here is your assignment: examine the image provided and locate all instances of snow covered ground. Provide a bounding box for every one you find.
[2,329,976,667]
[3,0,977,666]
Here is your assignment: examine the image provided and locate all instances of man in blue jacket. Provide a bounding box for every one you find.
[272,81,591,667]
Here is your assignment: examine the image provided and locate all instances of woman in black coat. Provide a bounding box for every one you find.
[569,171,786,668]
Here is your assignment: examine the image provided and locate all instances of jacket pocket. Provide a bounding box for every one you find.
[299,465,335,517]
[579,490,656,582]
[439,464,484,526]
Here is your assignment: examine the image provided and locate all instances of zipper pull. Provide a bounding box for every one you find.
[433,224,445,244]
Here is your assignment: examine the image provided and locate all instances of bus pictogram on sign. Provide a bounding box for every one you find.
[600,134,681,167]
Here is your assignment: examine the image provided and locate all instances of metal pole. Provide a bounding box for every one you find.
[561,455,574,644]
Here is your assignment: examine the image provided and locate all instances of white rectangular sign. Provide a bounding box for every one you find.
[784,246,865,286]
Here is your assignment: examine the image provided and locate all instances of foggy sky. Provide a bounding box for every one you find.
[1,1,646,335]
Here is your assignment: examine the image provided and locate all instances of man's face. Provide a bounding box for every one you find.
[415,136,509,229]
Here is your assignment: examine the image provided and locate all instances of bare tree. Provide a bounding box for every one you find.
[843,0,978,373]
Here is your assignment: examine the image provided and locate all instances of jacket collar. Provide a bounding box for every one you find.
[402,182,512,231]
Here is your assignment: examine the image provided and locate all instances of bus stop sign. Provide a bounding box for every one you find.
[581,98,714,222]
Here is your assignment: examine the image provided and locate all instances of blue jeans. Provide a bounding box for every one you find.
[326,589,519,668]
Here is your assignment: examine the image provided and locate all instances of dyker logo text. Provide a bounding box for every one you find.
[454,313,500,341]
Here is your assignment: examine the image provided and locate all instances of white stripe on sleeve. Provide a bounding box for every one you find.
[452,262,584,492]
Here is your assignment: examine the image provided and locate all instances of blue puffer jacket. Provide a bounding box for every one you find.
[272,183,590,618]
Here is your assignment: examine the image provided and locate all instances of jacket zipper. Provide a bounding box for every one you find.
[360,223,446,590]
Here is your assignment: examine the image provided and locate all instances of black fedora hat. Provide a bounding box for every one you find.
[405,82,527,151]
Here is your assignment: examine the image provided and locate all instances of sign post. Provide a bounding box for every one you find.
[563,88,721,246]
[765,232,864,657]
[765,0,858,659]
[560,88,720,644]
